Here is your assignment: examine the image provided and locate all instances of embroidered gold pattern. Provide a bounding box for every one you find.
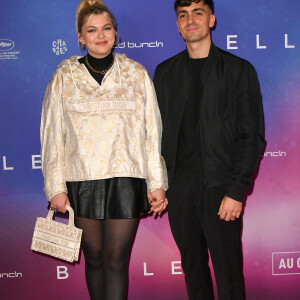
[41,54,168,200]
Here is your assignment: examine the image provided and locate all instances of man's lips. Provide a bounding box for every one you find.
[186,25,199,32]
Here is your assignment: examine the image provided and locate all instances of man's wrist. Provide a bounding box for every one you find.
[226,184,245,203]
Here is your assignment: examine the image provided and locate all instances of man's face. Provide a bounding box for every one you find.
[176,1,215,44]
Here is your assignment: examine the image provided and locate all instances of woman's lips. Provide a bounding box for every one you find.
[96,41,107,46]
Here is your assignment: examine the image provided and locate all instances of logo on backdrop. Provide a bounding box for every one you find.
[1,155,41,171]
[226,34,296,50]
[0,39,14,51]
[0,271,23,279]
[262,150,287,158]
[0,149,287,172]
[55,262,183,280]
[272,251,300,275]
[57,266,69,279]
[0,39,20,60]
[113,34,297,50]
[143,261,183,276]
[114,41,164,49]
[52,39,68,55]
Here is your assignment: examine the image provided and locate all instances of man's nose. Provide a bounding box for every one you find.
[187,13,194,24]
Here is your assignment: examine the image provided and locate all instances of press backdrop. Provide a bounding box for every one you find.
[0,0,299,299]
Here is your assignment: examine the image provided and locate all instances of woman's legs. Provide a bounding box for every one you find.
[75,217,138,300]
[75,217,104,299]
[103,219,138,300]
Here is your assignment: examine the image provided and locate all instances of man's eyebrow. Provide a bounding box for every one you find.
[192,8,205,13]
[177,7,205,15]
[177,9,187,16]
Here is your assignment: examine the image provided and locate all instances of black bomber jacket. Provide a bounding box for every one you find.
[153,43,266,202]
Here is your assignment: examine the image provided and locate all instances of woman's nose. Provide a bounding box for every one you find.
[98,30,104,39]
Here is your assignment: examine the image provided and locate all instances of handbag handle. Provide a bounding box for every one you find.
[46,205,75,227]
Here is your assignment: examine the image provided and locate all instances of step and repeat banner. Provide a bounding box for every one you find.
[0,0,299,299]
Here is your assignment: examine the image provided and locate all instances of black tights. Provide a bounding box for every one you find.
[75,217,138,300]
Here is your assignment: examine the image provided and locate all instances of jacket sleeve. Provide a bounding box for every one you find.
[153,64,166,124]
[143,69,168,191]
[226,62,266,202]
[40,69,67,201]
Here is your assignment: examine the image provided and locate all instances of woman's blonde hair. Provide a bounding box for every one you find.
[76,0,118,49]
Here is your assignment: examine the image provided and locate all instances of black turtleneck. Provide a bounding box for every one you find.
[78,52,114,85]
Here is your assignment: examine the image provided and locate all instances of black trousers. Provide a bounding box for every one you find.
[167,169,245,300]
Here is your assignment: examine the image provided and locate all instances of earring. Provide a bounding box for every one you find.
[80,42,85,48]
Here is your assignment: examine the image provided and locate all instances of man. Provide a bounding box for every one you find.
[153,1,265,299]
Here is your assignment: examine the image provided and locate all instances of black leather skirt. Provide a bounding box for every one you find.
[66,177,150,219]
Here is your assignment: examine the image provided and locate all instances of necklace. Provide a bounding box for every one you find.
[85,54,114,75]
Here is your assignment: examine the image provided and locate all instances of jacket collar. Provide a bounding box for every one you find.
[67,54,123,92]
[168,42,219,132]
[183,42,219,85]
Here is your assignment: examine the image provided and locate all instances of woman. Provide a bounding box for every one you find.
[40,0,168,299]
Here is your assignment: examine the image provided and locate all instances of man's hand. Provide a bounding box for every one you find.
[218,196,243,221]
[50,192,70,213]
[148,189,168,217]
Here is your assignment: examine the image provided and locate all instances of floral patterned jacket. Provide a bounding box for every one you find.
[41,53,168,200]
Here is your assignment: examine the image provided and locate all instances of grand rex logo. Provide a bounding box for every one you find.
[0,39,15,51]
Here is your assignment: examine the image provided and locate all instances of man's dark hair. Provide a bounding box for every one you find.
[174,0,215,14]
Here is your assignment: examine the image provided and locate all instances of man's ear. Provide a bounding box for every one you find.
[176,19,181,34]
[209,14,216,28]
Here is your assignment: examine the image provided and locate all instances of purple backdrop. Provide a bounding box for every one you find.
[0,0,299,299]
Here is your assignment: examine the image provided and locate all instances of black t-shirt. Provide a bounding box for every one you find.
[175,57,207,171]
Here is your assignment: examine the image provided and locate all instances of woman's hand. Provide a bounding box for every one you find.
[148,189,168,217]
[50,192,71,213]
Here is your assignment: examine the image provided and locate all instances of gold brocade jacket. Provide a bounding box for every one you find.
[41,53,168,200]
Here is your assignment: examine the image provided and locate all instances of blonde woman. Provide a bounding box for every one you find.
[40,1,168,299]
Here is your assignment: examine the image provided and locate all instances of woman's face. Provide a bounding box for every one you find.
[78,13,115,58]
